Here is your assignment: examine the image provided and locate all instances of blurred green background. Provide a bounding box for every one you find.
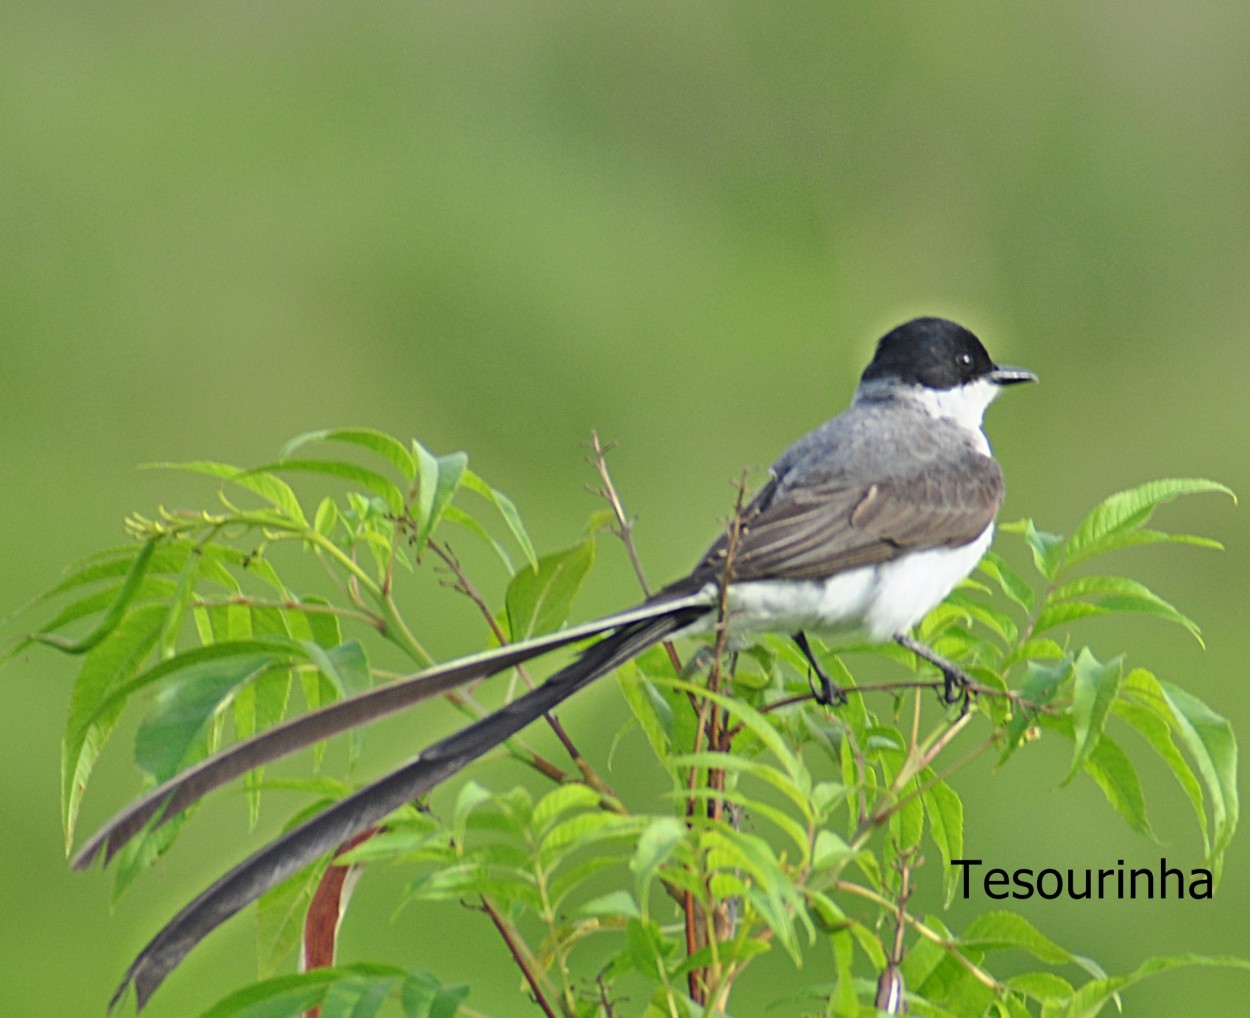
[3,4,1248,1015]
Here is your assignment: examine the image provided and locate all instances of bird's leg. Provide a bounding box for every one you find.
[793,631,847,707]
[894,634,975,708]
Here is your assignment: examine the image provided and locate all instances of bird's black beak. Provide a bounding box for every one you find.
[990,364,1038,386]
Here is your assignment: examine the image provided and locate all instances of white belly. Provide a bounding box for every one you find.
[700,527,993,643]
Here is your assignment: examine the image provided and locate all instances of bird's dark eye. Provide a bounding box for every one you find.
[957,352,973,370]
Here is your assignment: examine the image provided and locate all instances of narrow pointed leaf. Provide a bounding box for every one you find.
[282,428,417,482]
[1160,683,1238,880]
[1063,478,1233,570]
[411,445,468,554]
[248,459,403,515]
[979,550,1036,613]
[1001,519,1064,579]
[1060,954,1250,1018]
[1049,574,1203,643]
[440,505,514,572]
[1064,650,1122,785]
[1113,669,1207,852]
[461,468,537,570]
[61,603,167,845]
[1083,733,1152,837]
[149,461,307,525]
[962,911,1073,964]
[922,772,965,906]
[35,538,157,654]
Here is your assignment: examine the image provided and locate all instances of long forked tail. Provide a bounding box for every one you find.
[110,602,708,1011]
[74,596,707,871]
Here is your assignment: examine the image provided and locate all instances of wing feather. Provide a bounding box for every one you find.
[669,451,1003,591]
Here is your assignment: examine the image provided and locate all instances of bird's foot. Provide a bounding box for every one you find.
[793,632,848,707]
[895,634,977,713]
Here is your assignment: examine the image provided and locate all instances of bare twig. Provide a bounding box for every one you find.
[586,431,686,679]
[586,431,653,598]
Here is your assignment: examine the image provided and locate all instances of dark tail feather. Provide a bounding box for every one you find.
[75,599,703,870]
[113,605,705,1011]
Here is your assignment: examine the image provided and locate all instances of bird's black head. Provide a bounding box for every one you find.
[861,317,1031,390]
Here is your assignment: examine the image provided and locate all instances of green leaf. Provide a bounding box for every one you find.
[1060,953,1250,1018]
[616,663,676,776]
[134,654,275,781]
[460,468,538,570]
[942,592,1019,644]
[577,890,641,919]
[630,816,686,907]
[1047,574,1203,644]
[249,459,405,515]
[85,638,304,738]
[35,538,157,654]
[150,460,307,526]
[922,773,965,906]
[1007,970,1075,1003]
[197,964,467,1018]
[1004,638,1067,667]
[531,782,601,836]
[1160,683,1238,881]
[999,657,1072,765]
[17,574,177,658]
[451,781,495,846]
[303,639,370,699]
[962,911,1072,964]
[440,505,514,572]
[282,428,417,482]
[6,541,187,619]
[978,551,1036,614]
[302,640,372,765]
[235,650,294,822]
[412,443,469,556]
[196,969,330,1017]
[1033,600,1111,635]
[1113,669,1207,851]
[400,967,469,1018]
[681,782,811,861]
[157,548,201,659]
[61,602,166,846]
[1002,519,1065,579]
[256,856,331,976]
[1064,650,1122,785]
[504,539,595,641]
[1083,733,1152,838]
[313,496,338,538]
[1062,478,1233,571]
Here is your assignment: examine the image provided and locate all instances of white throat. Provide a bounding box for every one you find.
[910,377,999,452]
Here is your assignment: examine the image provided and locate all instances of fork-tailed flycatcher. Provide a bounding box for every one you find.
[75,316,1036,1009]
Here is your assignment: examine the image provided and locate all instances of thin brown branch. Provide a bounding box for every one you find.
[681,472,750,1004]
[586,431,686,679]
[478,896,560,1018]
[586,430,653,598]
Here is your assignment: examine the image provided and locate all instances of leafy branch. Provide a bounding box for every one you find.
[6,428,1240,1017]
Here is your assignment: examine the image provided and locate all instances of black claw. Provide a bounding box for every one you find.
[793,632,847,707]
[895,633,978,712]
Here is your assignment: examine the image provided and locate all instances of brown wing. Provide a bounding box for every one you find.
[667,454,1003,594]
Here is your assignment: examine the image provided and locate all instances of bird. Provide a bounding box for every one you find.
[74,316,1036,1009]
